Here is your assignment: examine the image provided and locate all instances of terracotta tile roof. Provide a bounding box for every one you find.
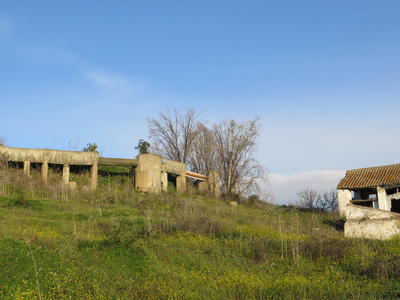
[337,163,400,189]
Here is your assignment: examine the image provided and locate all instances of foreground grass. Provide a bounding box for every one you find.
[1,168,400,299]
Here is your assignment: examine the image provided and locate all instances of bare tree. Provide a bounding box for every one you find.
[213,116,265,197]
[147,108,202,163]
[296,187,338,211]
[320,189,338,211]
[296,187,320,209]
[147,109,266,198]
[188,123,217,175]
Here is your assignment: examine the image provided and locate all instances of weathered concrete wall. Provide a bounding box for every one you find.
[345,204,400,239]
[338,189,352,217]
[135,154,163,193]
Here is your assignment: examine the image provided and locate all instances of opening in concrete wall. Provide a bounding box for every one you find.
[350,188,376,208]
[8,161,24,169]
[391,199,400,213]
[167,173,177,191]
[387,187,399,195]
[97,165,132,177]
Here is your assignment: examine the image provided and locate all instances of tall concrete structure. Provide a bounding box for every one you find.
[337,163,400,239]
[134,154,163,193]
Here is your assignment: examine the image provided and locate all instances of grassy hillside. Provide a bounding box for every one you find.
[1,166,400,299]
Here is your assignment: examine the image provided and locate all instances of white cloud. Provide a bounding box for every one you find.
[267,170,345,205]
[85,70,129,89]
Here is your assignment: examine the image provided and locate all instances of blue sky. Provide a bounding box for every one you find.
[1,1,400,204]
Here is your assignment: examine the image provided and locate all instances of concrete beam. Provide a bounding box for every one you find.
[0,146,98,165]
[98,157,138,167]
[162,160,187,176]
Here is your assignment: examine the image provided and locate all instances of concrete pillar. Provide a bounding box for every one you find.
[161,171,168,192]
[198,181,207,193]
[377,186,390,211]
[41,161,48,182]
[62,164,70,183]
[90,163,98,191]
[135,154,163,193]
[208,170,221,199]
[176,174,186,194]
[23,161,30,175]
[338,189,352,217]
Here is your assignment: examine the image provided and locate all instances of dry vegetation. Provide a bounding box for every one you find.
[1,162,400,299]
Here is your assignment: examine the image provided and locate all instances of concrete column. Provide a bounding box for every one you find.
[41,161,48,182]
[208,170,221,199]
[198,181,207,193]
[23,161,30,175]
[90,163,98,191]
[135,154,163,193]
[176,174,186,194]
[337,189,352,217]
[377,186,390,211]
[161,171,168,192]
[62,164,70,183]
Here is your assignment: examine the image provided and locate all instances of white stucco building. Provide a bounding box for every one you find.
[337,164,400,239]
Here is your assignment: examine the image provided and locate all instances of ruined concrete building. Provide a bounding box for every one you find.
[337,164,400,239]
[0,146,220,198]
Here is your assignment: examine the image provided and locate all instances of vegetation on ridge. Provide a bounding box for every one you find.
[1,165,400,299]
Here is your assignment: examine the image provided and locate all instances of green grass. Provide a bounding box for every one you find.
[1,166,400,299]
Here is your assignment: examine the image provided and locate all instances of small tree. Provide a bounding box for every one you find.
[135,139,150,154]
[296,187,320,209]
[320,189,338,211]
[296,187,339,211]
[82,142,99,152]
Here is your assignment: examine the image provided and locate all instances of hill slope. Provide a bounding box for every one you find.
[1,168,400,299]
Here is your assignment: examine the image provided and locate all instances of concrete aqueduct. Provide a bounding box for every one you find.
[0,146,220,198]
